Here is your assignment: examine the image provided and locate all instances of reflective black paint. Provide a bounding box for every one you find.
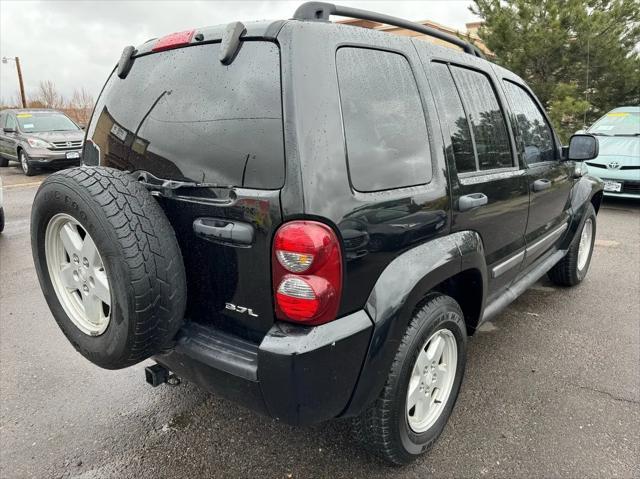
[84,17,603,424]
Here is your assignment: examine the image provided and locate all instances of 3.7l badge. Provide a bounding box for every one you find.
[225,303,259,317]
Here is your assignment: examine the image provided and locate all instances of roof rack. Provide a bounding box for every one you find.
[293,2,485,59]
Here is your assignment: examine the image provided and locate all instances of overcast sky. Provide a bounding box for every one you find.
[0,1,477,104]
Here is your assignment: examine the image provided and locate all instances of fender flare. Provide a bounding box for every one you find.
[563,174,603,249]
[341,230,487,418]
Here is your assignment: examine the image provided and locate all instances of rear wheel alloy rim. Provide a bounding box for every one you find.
[45,213,111,336]
[406,327,457,433]
[577,218,593,271]
[20,152,28,173]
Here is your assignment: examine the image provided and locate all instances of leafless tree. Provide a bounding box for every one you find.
[38,80,63,109]
[68,88,94,126]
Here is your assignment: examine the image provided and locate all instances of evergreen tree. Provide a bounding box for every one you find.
[471,0,640,140]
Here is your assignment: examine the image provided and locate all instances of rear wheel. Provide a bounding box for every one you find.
[31,166,187,369]
[548,203,596,286]
[20,150,36,176]
[353,294,467,465]
[0,155,8,167]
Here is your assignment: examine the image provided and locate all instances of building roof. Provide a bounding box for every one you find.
[338,18,491,56]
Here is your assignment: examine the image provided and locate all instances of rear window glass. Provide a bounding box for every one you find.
[336,47,431,192]
[86,41,284,189]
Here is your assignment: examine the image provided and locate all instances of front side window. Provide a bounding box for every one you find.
[336,47,432,192]
[451,66,513,171]
[503,81,555,164]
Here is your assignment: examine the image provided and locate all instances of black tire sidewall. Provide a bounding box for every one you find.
[396,298,467,458]
[575,205,597,282]
[32,178,137,369]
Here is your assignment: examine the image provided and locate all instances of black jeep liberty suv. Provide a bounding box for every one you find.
[31,2,604,464]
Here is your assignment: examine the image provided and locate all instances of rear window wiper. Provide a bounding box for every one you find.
[135,170,233,194]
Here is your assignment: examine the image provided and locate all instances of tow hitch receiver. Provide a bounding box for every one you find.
[145,364,180,387]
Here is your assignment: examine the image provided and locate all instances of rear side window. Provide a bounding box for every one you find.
[336,47,431,192]
[86,41,284,189]
[502,81,555,164]
[429,63,476,173]
[450,66,513,171]
[5,114,17,130]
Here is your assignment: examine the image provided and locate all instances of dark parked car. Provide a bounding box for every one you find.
[30,2,603,465]
[0,109,83,176]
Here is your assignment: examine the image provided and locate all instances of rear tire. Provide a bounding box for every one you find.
[0,156,8,167]
[352,294,467,465]
[548,203,596,286]
[31,166,187,369]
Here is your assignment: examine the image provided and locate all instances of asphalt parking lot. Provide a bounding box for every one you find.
[1,166,638,479]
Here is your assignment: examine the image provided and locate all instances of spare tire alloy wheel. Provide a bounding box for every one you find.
[31,167,187,370]
[45,213,111,336]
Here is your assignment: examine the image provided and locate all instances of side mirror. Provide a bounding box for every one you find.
[3,127,16,134]
[567,134,599,161]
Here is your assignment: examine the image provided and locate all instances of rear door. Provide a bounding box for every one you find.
[500,79,573,266]
[84,40,285,341]
[425,60,529,296]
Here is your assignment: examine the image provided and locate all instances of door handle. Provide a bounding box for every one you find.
[533,179,551,191]
[193,218,254,246]
[459,193,488,212]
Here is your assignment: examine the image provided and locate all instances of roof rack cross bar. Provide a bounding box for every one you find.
[293,2,485,59]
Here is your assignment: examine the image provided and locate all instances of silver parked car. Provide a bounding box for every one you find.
[0,109,84,176]
[581,106,640,198]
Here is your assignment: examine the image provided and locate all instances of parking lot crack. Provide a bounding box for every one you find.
[569,383,640,405]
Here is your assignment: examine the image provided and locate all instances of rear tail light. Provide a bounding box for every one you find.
[272,221,342,325]
[152,29,195,52]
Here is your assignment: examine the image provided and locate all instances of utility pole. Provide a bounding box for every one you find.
[2,56,27,107]
[15,57,26,108]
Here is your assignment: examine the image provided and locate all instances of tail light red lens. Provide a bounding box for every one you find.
[273,221,342,325]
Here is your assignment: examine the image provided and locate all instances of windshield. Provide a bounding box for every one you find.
[17,112,79,133]
[588,111,640,136]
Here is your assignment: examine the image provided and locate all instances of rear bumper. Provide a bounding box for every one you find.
[154,310,373,425]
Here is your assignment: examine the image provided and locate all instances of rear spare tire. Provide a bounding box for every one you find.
[31,166,187,369]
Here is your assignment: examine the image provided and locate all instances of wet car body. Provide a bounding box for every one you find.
[75,6,604,429]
